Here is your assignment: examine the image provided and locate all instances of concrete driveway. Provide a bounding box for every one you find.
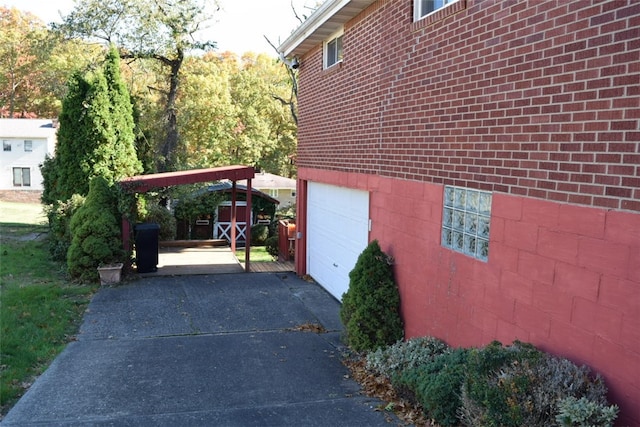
[2,272,398,426]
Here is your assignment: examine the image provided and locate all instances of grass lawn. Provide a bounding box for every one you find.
[0,204,96,416]
[235,246,276,262]
[0,201,47,226]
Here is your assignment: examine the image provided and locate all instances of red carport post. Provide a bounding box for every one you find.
[245,178,252,272]
[122,215,131,257]
[231,180,237,253]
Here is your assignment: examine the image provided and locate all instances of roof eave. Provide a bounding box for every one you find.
[278,0,376,58]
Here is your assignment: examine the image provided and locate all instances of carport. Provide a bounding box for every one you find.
[119,165,255,272]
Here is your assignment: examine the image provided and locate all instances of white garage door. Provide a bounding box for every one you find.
[307,182,369,300]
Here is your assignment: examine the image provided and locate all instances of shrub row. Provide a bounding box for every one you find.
[366,339,619,427]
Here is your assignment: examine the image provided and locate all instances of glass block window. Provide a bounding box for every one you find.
[442,186,492,261]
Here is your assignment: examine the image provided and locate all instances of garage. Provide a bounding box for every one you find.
[306,182,370,300]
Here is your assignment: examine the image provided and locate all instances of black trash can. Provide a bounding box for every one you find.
[135,223,160,273]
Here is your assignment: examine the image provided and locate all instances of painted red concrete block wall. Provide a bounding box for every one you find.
[298,166,640,424]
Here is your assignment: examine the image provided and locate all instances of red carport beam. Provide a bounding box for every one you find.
[119,165,255,272]
[120,165,255,192]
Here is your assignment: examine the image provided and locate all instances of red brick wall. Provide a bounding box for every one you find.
[297,0,640,211]
[298,167,640,425]
[295,0,640,422]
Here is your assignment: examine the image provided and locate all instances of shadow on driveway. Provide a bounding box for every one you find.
[2,273,399,426]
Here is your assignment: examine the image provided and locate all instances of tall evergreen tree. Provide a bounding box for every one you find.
[41,46,141,203]
[44,71,93,202]
[102,44,142,179]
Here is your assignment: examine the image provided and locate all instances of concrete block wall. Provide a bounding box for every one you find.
[298,167,639,424]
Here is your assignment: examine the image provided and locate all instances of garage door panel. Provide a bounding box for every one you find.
[307,182,369,301]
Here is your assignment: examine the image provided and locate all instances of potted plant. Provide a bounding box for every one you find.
[97,262,123,285]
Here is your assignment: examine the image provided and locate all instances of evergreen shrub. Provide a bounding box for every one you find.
[460,342,616,427]
[460,341,543,426]
[366,336,449,379]
[555,396,619,427]
[363,338,619,427]
[340,240,403,352]
[67,177,124,282]
[265,235,278,259]
[251,224,269,245]
[395,348,471,426]
[45,194,85,261]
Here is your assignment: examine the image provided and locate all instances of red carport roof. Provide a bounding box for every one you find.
[120,165,255,193]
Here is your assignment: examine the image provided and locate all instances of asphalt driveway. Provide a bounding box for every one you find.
[2,272,397,426]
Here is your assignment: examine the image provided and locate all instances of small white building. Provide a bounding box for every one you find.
[0,119,57,191]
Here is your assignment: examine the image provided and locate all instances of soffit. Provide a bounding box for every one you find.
[278,0,376,58]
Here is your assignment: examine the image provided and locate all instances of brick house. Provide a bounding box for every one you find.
[279,0,639,423]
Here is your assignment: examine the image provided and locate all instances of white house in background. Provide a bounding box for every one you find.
[236,172,296,208]
[0,119,57,191]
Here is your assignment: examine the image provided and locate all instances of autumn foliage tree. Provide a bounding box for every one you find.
[0,7,48,117]
[0,7,101,118]
[177,52,297,177]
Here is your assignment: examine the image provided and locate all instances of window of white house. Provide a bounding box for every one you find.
[3,140,11,151]
[24,140,33,152]
[269,189,279,198]
[415,0,460,20]
[13,167,31,187]
[442,186,491,261]
[324,30,343,69]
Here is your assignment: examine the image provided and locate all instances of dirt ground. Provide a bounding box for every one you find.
[0,190,42,204]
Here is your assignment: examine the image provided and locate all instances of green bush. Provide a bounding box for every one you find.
[460,341,543,427]
[459,341,617,427]
[265,235,279,259]
[361,337,619,427]
[44,194,85,261]
[340,240,404,352]
[251,224,269,246]
[367,336,449,379]
[142,203,176,241]
[396,348,470,426]
[67,177,124,282]
[556,396,619,427]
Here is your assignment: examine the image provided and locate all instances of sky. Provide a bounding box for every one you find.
[2,0,316,56]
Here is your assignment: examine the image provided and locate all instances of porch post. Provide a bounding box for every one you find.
[231,181,237,253]
[245,178,252,272]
